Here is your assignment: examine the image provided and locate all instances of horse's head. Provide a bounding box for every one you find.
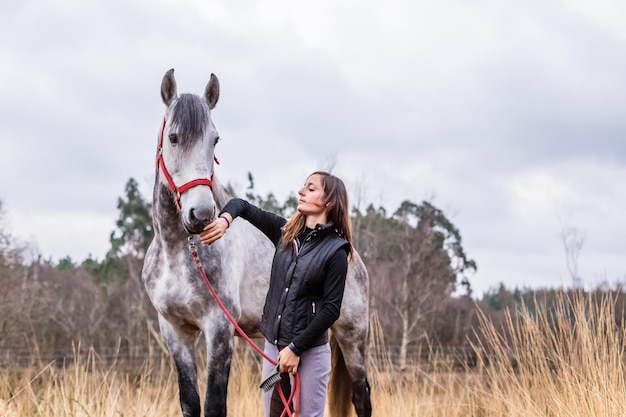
[157,69,221,234]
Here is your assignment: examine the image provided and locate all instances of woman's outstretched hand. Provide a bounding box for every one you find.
[199,214,232,245]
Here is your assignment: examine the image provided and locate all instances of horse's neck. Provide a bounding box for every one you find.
[152,184,188,240]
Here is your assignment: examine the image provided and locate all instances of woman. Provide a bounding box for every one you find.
[200,171,353,417]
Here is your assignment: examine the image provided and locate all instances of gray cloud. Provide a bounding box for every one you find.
[1,0,625,294]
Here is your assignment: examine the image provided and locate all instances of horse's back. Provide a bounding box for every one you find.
[337,251,369,329]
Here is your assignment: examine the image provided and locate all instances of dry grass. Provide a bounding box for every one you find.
[2,291,626,416]
[0,345,181,416]
[467,291,626,416]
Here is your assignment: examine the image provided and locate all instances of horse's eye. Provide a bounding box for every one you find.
[168,133,178,144]
[215,136,220,145]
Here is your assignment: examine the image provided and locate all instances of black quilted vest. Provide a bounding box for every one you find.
[259,222,348,347]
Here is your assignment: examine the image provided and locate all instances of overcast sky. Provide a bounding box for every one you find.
[1,0,625,296]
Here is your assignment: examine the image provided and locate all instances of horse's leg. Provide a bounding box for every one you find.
[159,315,202,417]
[202,317,234,417]
[329,332,372,417]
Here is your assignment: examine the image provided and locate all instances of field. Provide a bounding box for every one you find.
[3,292,626,416]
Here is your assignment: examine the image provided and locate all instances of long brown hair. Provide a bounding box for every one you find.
[281,171,354,262]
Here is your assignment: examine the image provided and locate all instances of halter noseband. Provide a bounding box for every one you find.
[156,118,219,209]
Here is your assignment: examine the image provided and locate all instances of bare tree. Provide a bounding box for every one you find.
[561,226,586,288]
[357,200,476,368]
[393,202,464,369]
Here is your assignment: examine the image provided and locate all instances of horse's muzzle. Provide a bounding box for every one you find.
[184,207,215,234]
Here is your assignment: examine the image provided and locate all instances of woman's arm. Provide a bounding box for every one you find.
[199,198,285,246]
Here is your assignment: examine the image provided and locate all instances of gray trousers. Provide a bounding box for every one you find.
[262,340,331,417]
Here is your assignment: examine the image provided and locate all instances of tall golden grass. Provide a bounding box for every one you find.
[2,291,625,416]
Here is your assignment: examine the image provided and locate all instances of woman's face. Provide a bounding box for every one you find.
[297,174,327,217]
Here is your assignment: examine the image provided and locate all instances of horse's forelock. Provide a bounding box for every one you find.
[170,94,210,150]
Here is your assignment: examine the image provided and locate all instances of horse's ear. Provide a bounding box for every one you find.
[161,68,178,106]
[204,74,220,110]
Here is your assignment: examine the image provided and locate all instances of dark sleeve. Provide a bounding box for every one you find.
[291,246,349,353]
[220,198,286,246]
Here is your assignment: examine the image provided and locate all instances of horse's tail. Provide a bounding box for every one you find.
[328,333,353,417]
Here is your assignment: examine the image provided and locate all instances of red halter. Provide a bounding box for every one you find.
[156,118,219,209]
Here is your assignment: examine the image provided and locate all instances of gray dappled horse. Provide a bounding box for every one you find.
[142,69,371,417]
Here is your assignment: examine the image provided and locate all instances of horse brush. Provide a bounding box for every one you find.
[260,363,282,392]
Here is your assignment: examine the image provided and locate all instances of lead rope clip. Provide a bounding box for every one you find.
[188,235,202,267]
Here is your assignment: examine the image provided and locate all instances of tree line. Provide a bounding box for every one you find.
[0,176,623,369]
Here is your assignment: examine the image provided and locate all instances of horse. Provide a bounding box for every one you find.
[142,68,372,417]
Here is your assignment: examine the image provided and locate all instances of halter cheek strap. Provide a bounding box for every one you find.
[156,118,219,209]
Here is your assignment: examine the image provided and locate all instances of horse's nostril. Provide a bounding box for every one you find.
[189,207,214,227]
[189,208,199,223]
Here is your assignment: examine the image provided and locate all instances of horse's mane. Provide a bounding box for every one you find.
[211,176,235,211]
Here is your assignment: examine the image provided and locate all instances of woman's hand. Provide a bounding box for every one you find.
[277,346,300,374]
[199,214,232,245]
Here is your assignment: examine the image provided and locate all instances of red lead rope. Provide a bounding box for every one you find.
[188,236,300,417]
